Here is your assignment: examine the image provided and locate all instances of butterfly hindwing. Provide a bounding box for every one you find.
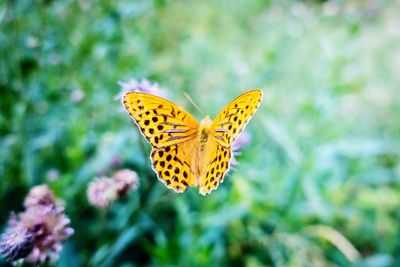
[123,92,199,148]
[211,90,263,147]
[199,142,232,195]
[150,144,195,193]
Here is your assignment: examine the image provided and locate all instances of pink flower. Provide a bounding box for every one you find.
[111,156,123,169]
[231,132,252,166]
[0,185,73,265]
[46,169,60,181]
[21,206,74,264]
[87,177,117,209]
[112,169,140,195]
[87,169,140,209]
[116,79,167,100]
[0,224,34,262]
[24,184,56,208]
[70,89,85,102]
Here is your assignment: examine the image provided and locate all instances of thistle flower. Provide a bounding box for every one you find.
[87,177,118,209]
[70,88,85,102]
[87,169,140,209]
[20,205,74,264]
[111,156,123,169]
[24,184,56,208]
[46,168,60,181]
[231,132,252,166]
[0,185,73,265]
[0,224,34,262]
[116,78,167,99]
[112,169,140,195]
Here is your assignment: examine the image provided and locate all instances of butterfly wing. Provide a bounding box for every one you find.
[199,89,263,195]
[199,141,232,195]
[123,92,199,148]
[150,141,197,193]
[210,90,263,147]
[123,92,199,193]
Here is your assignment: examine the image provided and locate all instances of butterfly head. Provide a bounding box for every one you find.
[199,116,212,143]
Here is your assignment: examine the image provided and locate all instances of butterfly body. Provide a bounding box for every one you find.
[123,90,263,195]
[191,116,218,185]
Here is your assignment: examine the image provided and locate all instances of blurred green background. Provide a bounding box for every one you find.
[1,0,400,266]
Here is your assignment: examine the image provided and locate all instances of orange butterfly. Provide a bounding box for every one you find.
[122,90,263,195]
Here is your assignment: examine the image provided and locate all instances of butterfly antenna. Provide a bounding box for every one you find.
[184,92,204,116]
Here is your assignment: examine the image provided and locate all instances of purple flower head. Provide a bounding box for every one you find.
[116,79,167,100]
[20,205,74,264]
[24,184,56,208]
[70,89,85,103]
[87,177,117,209]
[232,131,252,151]
[0,185,73,265]
[112,169,140,195]
[111,156,123,169]
[87,169,140,209]
[230,132,252,166]
[46,169,60,181]
[0,225,34,262]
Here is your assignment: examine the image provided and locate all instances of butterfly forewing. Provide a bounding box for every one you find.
[123,92,199,148]
[211,90,263,147]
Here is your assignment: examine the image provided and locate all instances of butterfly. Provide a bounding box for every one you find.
[122,89,263,195]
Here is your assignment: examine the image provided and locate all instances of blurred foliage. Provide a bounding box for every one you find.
[1,0,400,266]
